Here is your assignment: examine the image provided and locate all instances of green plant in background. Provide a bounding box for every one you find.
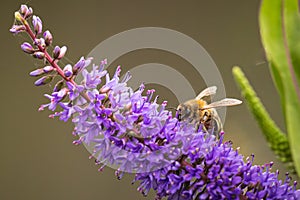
[233,67,293,167]
[233,0,300,177]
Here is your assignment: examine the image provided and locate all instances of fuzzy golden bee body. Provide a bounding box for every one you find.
[177,86,242,135]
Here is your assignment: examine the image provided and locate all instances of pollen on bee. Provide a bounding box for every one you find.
[197,99,208,108]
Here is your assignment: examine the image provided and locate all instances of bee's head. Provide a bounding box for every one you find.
[176,104,191,122]
[176,105,183,121]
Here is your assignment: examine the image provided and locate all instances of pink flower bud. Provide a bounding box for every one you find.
[43,30,53,46]
[32,15,42,34]
[32,52,45,59]
[9,25,26,34]
[58,46,67,59]
[20,5,28,15]
[24,7,33,19]
[43,66,54,73]
[53,46,60,59]
[34,38,46,48]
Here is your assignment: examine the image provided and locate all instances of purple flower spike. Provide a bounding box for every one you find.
[9,4,300,198]
[34,75,53,86]
[32,15,42,35]
[63,64,73,77]
[43,30,53,46]
[21,42,35,54]
[25,57,300,199]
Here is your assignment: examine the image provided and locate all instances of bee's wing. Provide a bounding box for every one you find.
[201,98,242,109]
[195,86,217,100]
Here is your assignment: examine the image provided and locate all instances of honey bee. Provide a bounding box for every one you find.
[176,86,242,136]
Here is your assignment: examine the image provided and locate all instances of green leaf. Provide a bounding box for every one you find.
[269,61,286,121]
[260,0,300,176]
[284,0,300,87]
[232,67,293,168]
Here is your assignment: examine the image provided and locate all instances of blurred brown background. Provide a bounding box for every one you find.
[0,0,295,199]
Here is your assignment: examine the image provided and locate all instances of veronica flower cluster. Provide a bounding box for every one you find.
[10,5,300,200]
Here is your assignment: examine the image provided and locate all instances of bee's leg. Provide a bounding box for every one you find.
[195,122,203,133]
[199,122,209,133]
[212,118,223,139]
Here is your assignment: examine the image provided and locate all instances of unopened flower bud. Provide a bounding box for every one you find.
[29,68,44,77]
[53,46,60,59]
[34,38,46,48]
[43,65,54,73]
[24,7,33,19]
[21,42,35,54]
[32,52,45,59]
[43,30,53,46]
[58,46,67,59]
[9,25,26,34]
[63,64,73,77]
[20,5,28,15]
[73,57,85,72]
[34,75,53,86]
[14,11,23,22]
[53,80,64,92]
[73,57,93,75]
[32,15,42,34]
[40,38,46,48]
